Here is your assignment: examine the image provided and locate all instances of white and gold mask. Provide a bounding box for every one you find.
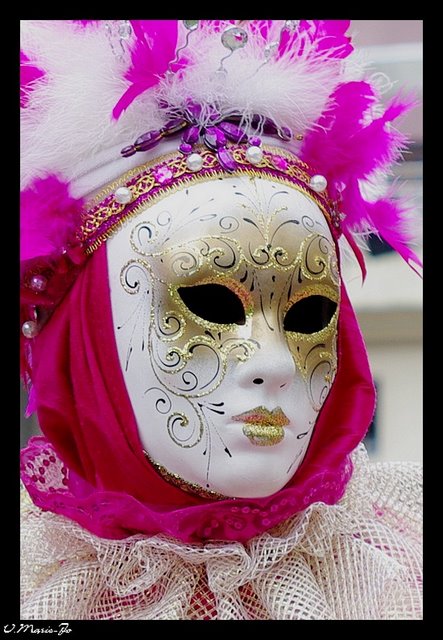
[108,176,340,498]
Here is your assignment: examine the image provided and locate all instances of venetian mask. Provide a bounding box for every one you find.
[107,175,340,499]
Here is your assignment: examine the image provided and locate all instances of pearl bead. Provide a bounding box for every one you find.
[186,153,204,172]
[309,174,328,193]
[30,274,47,292]
[246,145,264,165]
[114,186,133,204]
[22,320,39,339]
[183,20,199,31]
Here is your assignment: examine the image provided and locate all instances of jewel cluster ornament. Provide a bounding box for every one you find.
[121,99,297,174]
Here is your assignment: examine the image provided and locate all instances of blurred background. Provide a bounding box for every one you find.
[344,20,423,462]
[20,20,423,463]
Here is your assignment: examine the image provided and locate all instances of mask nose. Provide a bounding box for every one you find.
[234,320,296,393]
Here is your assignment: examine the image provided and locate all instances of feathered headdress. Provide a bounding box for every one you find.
[20,19,420,362]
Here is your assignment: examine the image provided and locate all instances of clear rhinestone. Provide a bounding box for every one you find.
[30,275,47,292]
[118,21,132,40]
[221,27,248,51]
[285,20,300,32]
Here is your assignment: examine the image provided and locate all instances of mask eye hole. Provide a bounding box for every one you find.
[283,295,337,334]
[177,283,247,326]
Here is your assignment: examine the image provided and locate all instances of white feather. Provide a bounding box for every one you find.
[20,20,365,195]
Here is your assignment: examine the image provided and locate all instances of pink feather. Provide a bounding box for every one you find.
[113,20,185,120]
[340,180,422,274]
[279,19,353,59]
[365,198,422,274]
[302,82,415,182]
[20,50,45,108]
[301,81,419,273]
[20,176,84,262]
[301,82,375,180]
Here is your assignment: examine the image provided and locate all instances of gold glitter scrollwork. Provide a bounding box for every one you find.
[167,248,200,278]
[143,450,228,499]
[120,259,151,295]
[156,309,186,343]
[284,284,339,386]
[307,351,338,412]
[150,330,257,398]
[130,220,159,254]
[330,254,340,287]
[203,238,241,272]
[221,337,257,363]
[166,411,205,448]
[299,234,337,282]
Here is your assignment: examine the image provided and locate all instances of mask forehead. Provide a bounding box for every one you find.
[107,176,340,499]
[128,177,338,284]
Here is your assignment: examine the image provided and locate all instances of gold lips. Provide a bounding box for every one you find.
[232,406,290,447]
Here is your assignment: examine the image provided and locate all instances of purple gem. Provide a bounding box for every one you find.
[204,126,226,150]
[279,126,292,141]
[163,118,187,136]
[153,165,174,185]
[179,142,193,154]
[249,136,262,147]
[121,145,136,158]
[272,155,288,171]
[207,106,220,123]
[134,130,162,152]
[182,125,200,145]
[185,101,202,120]
[217,147,237,172]
[261,117,279,136]
[218,121,247,143]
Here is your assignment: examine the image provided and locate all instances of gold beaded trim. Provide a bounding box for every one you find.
[79,144,332,255]
[143,450,229,501]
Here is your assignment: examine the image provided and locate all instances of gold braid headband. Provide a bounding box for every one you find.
[79,143,336,254]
